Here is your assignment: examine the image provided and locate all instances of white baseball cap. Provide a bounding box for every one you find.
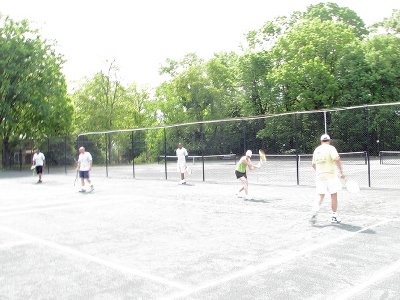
[245,150,252,157]
[320,134,331,141]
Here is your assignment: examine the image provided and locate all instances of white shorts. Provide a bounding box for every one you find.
[177,163,187,174]
[315,177,342,194]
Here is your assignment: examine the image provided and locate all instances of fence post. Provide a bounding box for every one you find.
[293,114,300,185]
[201,123,205,182]
[163,128,167,180]
[64,135,67,175]
[47,137,50,174]
[131,131,135,179]
[364,106,371,187]
[242,121,247,154]
[105,133,108,178]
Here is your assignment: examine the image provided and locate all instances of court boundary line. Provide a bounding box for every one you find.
[163,219,392,299]
[0,240,32,250]
[0,197,139,217]
[0,225,193,292]
[330,257,400,300]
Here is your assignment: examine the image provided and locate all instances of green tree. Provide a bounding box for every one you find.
[0,16,72,167]
[371,9,400,35]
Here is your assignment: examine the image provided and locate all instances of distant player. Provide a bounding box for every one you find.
[235,150,256,200]
[76,146,94,192]
[176,143,188,184]
[32,149,45,183]
[311,134,345,224]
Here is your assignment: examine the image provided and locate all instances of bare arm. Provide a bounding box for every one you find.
[335,158,344,178]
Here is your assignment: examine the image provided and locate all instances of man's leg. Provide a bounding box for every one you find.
[240,177,252,199]
[86,175,93,191]
[331,192,338,212]
[330,193,341,223]
[80,173,85,192]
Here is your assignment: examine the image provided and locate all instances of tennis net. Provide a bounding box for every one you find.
[379,151,400,165]
[160,154,237,165]
[251,151,368,165]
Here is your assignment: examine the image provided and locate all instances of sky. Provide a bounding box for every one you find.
[0,0,398,91]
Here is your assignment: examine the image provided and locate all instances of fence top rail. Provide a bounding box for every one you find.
[379,151,400,154]
[78,101,400,136]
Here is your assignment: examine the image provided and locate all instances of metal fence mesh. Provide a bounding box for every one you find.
[2,103,399,188]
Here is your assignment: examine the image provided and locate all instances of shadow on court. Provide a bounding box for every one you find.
[312,222,377,234]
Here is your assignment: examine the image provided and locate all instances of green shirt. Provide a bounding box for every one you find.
[235,157,247,173]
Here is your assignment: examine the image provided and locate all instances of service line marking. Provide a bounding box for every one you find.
[0,225,192,291]
[164,219,392,299]
[330,257,400,300]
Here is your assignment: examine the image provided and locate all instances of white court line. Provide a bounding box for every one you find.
[330,257,400,300]
[1,199,95,211]
[0,197,134,217]
[0,240,32,250]
[0,225,192,292]
[163,219,392,300]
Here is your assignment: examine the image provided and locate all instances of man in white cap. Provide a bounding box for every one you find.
[235,150,256,200]
[32,149,45,183]
[76,146,94,192]
[311,134,345,224]
[176,143,188,184]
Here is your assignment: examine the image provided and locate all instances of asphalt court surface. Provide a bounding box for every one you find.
[0,173,399,299]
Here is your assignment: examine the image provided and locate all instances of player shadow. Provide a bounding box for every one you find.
[243,198,272,204]
[312,223,377,234]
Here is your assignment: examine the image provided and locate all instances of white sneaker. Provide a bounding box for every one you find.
[236,192,244,198]
[245,194,253,200]
[310,212,318,224]
[331,215,341,223]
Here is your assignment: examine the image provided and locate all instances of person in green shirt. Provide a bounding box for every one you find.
[235,150,256,200]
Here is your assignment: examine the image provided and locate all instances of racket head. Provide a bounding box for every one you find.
[345,180,360,194]
[186,166,192,175]
[30,165,35,170]
[258,149,266,162]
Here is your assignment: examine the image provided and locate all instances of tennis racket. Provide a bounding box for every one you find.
[74,170,79,186]
[341,177,360,194]
[186,166,192,176]
[31,165,35,176]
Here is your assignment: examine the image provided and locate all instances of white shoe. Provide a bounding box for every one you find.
[245,195,253,200]
[331,215,341,223]
[310,212,318,224]
[236,192,244,198]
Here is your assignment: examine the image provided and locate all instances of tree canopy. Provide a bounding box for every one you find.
[0,16,72,166]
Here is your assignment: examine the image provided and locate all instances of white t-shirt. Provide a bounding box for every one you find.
[78,152,93,171]
[32,152,45,166]
[176,147,188,165]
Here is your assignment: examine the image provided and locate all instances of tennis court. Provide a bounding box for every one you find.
[0,170,399,299]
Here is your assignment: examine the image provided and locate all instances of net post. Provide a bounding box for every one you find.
[163,127,167,180]
[379,151,382,165]
[131,131,135,179]
[105,133,109,178]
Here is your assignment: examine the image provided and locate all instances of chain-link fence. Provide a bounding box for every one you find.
[2,103,399,188]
